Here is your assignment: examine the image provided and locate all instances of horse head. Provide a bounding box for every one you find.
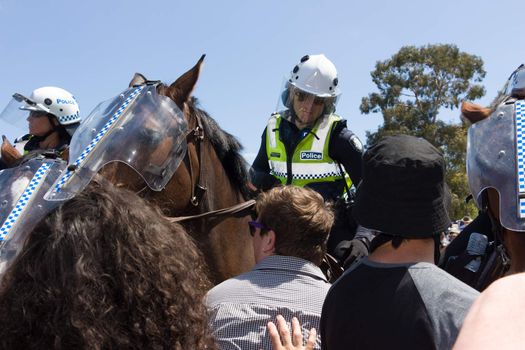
[94,56,254,283]
[0,136,22,168]
[462,64,525,275]
[98,55,208,212]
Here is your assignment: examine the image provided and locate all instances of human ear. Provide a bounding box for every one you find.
[263,230,276,253]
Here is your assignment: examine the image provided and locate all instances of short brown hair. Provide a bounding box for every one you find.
[256,185,334,265]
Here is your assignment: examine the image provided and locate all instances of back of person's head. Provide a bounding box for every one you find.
[256,185,334,265]
[0,179,216,350]
[353,135,450,246]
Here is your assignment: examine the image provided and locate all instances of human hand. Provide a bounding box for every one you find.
[267,315,316,350]
[342,238,369,269]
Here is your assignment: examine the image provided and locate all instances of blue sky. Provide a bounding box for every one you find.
[1,0,524,163]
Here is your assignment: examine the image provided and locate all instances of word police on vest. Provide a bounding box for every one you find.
[300,151,323,160]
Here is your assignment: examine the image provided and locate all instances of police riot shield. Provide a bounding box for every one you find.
[45,84,188,201]
[0,158,67,275]
[467,99,525,232]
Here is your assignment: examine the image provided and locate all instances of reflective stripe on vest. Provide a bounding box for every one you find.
[266,113,346,187]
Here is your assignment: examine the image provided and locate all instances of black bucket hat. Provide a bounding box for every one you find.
[353,134,450,238]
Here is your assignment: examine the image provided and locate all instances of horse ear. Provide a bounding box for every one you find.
[129,73,148,87]
[167,54,206,108]
[61,146,70,162]
[1,135,22,166]
[461,101,492,125]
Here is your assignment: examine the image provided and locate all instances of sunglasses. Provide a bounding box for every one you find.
[248,220,269,236]
[294,90,325,106]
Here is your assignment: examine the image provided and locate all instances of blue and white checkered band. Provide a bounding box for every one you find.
[52,86,144,194]
[270,170,287,178]
[58,112,80,124]
[291,171,344,180]
[270,170,343,180]
[516,100,525,218]
[0,163,52,241]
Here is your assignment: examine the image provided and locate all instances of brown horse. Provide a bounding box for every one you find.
[95,56,255,284]
[2,57,255,284]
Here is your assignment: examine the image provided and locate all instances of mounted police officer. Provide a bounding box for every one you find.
[1,86,81,160]
[250,54,366,265]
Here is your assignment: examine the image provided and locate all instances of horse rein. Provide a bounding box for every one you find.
[168,199,255,223]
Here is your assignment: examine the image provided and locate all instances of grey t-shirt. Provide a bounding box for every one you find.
[321,259,479,350]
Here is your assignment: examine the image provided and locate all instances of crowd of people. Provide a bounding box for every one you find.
[1,55,525,349]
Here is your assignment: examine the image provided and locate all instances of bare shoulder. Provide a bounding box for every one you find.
[453,273,525,350]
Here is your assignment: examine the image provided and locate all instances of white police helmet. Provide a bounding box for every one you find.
[289,54,340,98]
[19,86,81,126]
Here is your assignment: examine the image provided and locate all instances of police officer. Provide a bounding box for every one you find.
[250,54,366,265]
[12,86,81,156]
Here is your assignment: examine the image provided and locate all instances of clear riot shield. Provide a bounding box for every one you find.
[467,100,525,232]
[0,93,34,140]
[0,158,67,275]
[46,84,188,201]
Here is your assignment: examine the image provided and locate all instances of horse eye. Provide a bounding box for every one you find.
[140,129,162,145]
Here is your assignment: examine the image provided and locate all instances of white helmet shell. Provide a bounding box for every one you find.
[289,54,340,97]
[20,86,80,125]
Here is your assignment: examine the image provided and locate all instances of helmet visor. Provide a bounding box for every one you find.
[0,158,66,276]
[45,84,188,201]
[0,93,49,137]
[467,100,525,231]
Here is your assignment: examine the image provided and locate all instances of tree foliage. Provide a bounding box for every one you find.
[360,44,486,219]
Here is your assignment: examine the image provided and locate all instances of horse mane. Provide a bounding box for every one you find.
[187,98,252,199]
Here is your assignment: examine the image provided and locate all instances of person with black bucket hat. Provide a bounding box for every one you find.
[320,135,479,350]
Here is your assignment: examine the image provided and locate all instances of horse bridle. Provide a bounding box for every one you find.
[186,113,207,207]
[168,113,255,223]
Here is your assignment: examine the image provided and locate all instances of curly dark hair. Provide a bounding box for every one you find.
[0,179,216,350]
